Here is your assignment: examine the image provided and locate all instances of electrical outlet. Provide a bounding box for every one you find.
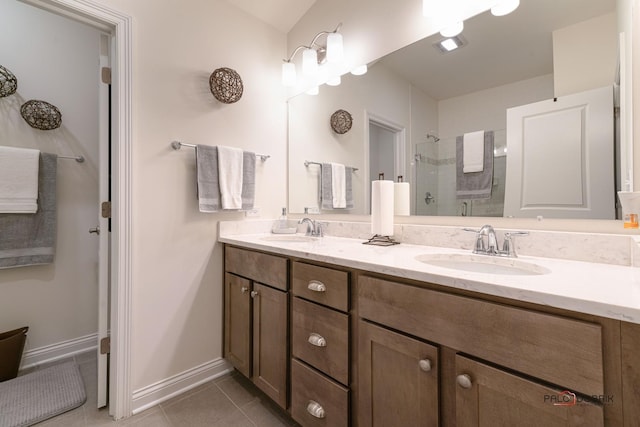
[245,208,260,218]
[305,207,320,214]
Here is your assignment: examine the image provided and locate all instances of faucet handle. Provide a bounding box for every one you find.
[502,231,529,257]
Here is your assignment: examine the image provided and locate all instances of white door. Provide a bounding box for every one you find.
[504,86,614,219]
[96,36,111,409]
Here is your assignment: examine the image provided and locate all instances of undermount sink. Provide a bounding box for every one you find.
[261,235,318,243]
[415,253,550,276]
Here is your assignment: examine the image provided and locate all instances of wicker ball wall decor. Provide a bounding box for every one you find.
[209,67,243,104]
[0,65,18,98]
[20,100,62,130]
[330,109,353,134]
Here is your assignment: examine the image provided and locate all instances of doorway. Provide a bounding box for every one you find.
[18,0,133,420]
[365,113,406,214]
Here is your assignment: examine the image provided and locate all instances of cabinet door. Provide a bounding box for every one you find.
[252,283,288,409]
[224,273,251,377]
[358,320,439,427]
[455,355,604,427]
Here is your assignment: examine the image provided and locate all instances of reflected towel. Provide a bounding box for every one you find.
[196,145,220,212]
[0,146,40,213]
[0,152,57,268]
[331,162,346,208]
[217,146,243,209]
[456,131,494,199]
[463,130,485,173]
[320,163,353,210]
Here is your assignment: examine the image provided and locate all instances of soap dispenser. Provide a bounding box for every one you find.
[271,207,295,234]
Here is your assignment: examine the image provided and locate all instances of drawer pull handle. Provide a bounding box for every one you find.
[457,374,473,389]
[418,359,432,372]
[306,400,326,419]
[250,290,259,298]
[308,280,327,292]
[240,287,249,293]
[308,333,327,347]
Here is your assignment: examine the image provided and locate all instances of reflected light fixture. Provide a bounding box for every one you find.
[282,23,344,87]
[491,0,520,16]
[433,35,466,53]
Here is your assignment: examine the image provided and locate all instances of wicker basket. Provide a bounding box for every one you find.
[209,67,243,104]
[330,109,353,134]
[0,65,17,98]
[20,100,62,130]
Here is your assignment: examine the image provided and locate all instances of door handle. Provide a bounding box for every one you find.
[89,226,100,235]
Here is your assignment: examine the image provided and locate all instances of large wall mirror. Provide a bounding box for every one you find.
[288,0,630,219]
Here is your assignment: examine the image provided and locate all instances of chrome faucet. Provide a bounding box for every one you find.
[464,225,528,257]
[298,218,324,237]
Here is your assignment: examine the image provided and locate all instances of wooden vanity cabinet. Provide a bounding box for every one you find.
[356,274,610,427]
[223,244,640,426]
[455,355,603,426]
[224,246,288,409]
[290,261,351,427]
[358,320,439,427]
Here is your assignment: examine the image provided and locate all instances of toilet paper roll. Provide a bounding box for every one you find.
[394,182,410,216]
[371,180,394,236]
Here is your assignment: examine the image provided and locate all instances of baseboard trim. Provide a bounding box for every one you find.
[21,333,97,370]
[131,358,233,415]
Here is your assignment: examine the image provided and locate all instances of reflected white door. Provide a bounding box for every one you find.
[97,37,110,409]
[504,86,614,219]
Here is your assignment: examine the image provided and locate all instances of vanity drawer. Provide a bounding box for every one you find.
[291,358,349,427]
[358,275,604,397]
[225,246,287,291]
[292,297,349,385]
[292,261,349,311]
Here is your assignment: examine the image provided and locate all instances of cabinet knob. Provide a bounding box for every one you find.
[456,374,473,389]
[308,333,327,347]
[306,400,326,419]
[250,290,259,298]
[240,287,249,293]
[418,359,432,372]
[307,280,327,292]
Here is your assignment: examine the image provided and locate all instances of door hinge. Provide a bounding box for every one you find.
[100,337,110,354]
[101,201,111,219]
[101,67,112,84]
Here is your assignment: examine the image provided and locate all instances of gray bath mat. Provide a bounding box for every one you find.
[0,360,86,427]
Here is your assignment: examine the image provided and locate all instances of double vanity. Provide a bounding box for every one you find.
[219,220,640,426]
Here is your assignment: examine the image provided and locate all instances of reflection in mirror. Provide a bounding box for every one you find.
[288,0,624,219]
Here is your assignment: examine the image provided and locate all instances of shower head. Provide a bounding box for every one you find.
[426,133,440,143]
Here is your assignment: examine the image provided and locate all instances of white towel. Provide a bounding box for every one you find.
[0,146,40,213]
[217,145,244,209]
[331,162,346,208]
[463,131,485,173]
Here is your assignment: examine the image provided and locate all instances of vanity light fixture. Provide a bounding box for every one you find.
[282,23,344,87]
[491,0,520,16]
[440,21,464,37]
[351,64,368,76]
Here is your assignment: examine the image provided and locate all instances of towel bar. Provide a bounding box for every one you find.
[171,141,270,161]
[58,155,85,163]
[304,160,358,172]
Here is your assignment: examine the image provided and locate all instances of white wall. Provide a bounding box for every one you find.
[0,0,101,353]
[553,12,618,97]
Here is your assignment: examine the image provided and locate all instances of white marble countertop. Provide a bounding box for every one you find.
[219,232,640,324]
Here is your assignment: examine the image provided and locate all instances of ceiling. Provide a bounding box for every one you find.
[379,0,617,100]
[222,0,316,33]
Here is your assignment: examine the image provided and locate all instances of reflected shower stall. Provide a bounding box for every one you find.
[414,130,507,217]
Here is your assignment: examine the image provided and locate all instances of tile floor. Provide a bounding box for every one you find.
[23,352,298,426]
